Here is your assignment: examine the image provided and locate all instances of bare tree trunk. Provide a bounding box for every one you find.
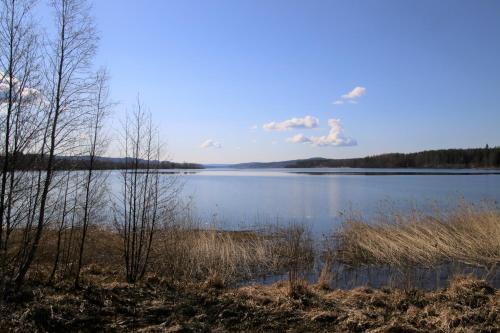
[62,179,79,277]
[0,0,16,246]
[49,170,72,283]
[74,69,109,288]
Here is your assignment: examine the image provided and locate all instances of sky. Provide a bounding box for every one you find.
[41,0,500,163]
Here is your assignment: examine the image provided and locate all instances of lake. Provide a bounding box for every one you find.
[166,168,500,233]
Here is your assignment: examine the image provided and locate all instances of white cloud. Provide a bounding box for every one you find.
[263,115,319,131]
[333,86,366,105]
[0,72,43,106]
[200,139,221,149]
[286,134,311,144]
[286,119,356,147]
[342,86,366,100]
[249,124,258,130]
[310,119,357,146]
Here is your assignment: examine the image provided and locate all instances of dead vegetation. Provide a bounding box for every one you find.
[151,227,278,286]
[0,270,497,332]
[1,205,499,331]
[13,219,313,290]
[334,203,500,277]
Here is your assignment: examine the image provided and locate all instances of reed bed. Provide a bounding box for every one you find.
[334,203,500,274]
[151,228,277,285]
[151,221,314,288]
[18,219,313,288]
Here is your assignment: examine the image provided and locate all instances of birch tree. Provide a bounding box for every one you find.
[14,0,97,287]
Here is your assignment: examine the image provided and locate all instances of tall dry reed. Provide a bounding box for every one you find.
[334,203,500,275]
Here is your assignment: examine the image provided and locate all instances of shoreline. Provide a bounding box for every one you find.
[1,205,498,331]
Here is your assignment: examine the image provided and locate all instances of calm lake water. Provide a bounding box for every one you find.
[168,168,500,233]
[108,167,500,288]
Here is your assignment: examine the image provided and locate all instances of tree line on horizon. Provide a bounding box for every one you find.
[0,154,202,170]
[288,146,500,169]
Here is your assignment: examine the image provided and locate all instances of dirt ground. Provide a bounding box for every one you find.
[0,272,498,333]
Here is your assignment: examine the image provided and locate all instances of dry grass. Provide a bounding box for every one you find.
[13,220,313,287]
[2,268,498,332]
[335,203,500,274]
[15,203,500,291]
[151,222,315,287]
[150,227,278,285]
[1,205,499,331]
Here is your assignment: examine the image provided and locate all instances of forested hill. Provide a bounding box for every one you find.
[287,147,500,169]
[0,155,203,171]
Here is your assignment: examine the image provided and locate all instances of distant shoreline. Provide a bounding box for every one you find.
[4,146,499,171]
[206,146,500,169]
[291,170,500,176]
[149,168,500,177]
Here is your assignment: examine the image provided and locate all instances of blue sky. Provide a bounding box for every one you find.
[42,0,500,163]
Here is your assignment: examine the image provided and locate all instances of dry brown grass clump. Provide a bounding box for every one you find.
[150,227,278,285]
[146,221,314,287]
[235,275,499,332]
[335,203,500,274]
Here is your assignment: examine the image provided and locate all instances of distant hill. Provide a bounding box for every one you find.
[208,147,500,169]
[210,157,328,169]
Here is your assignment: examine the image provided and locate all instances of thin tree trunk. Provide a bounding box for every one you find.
[14,2,67,287]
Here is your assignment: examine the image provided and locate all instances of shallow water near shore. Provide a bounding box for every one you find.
[251,262,500,290]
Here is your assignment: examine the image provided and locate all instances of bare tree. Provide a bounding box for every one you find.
[114,99,180,283]
[14,0,97,288]
[0,0,43,290]
[74,69,110,287]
